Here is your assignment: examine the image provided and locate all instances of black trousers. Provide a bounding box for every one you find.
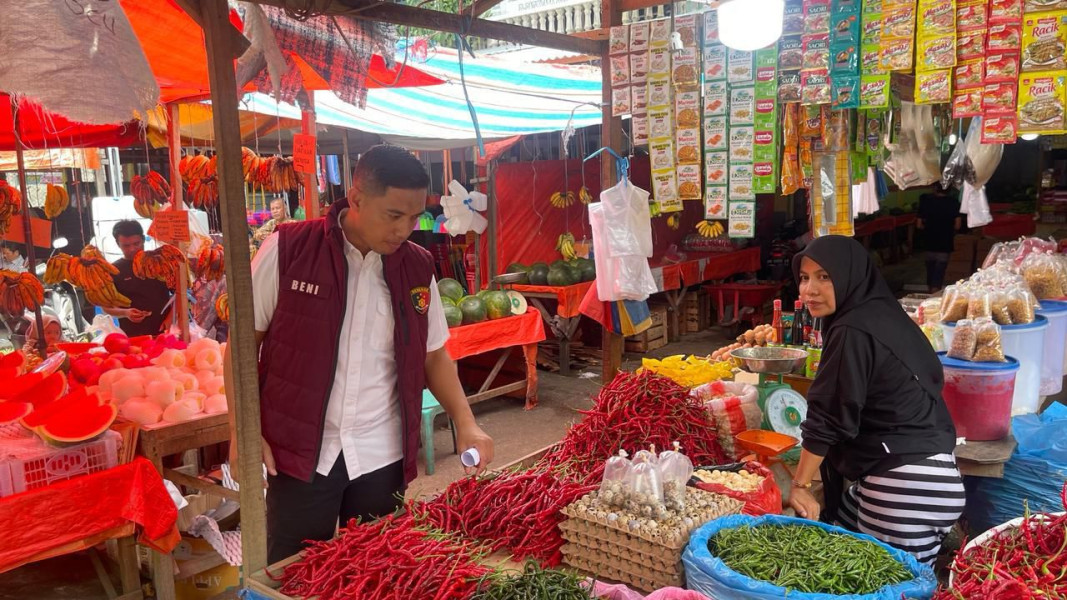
[266,455,405,564]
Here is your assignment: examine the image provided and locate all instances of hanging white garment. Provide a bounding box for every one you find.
[961,182,993,228]
[852,167,881,217]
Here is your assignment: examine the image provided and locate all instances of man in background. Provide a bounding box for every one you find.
[254,198,293,245]
[102,220,172,336]
[917,186,962,292]
[0,241,27,273]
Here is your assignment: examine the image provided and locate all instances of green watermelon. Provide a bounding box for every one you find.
[438,278,466,303]
[476,289,493,299]
[483,291,512,320]
[547,266,577,287]
[441,296,456,307]
[528,263,550,286]
[551,260,569,271]
[505,263,530,284]
[443,304,463,328]
[578,259,596,282]
[565,265,582,284]
[458,296,488,325]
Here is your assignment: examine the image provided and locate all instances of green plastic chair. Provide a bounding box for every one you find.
[421,390,457,475]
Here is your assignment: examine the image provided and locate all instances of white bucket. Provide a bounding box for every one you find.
[943,316,1049,415]
[1036,301,1067,396]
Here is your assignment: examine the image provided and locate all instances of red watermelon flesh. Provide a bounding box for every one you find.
[20,387,98,429]
[0,371,45,401]
[0,401,31,425]
[12,372,66,408]
[0,352,24,370]
[37,402,117,444]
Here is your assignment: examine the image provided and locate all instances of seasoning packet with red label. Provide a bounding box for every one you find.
[955,60,985,89]
[860,74,891,107]
[957,29,987,61]
[1018,71,1067,133]
[985,53,1021,83]
[957,1,988,31]
[916,69,952,104]
[802,68,833,104]
[981,115,1019,143]
[1025,0,1067,12]
[1022,12,1067,72]
[881,36,915,71]
[920,0,956,35]
[804,34,832,69]
[918,34,958,71]
[704,10,720,45]
[953,89,984,117]
[806,0,833,35]
[990,0,1023,24]
[983,81,1019,114]
[989,24,1023,51]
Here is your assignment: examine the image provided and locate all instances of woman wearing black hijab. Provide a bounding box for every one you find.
[788,236,962,566]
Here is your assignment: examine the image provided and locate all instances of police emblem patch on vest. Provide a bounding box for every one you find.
[410,286,430,314]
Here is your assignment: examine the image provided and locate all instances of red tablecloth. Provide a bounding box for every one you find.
[854,216,896,237]
[445,309,545,409]
[0,457,180,573]
[982,214,1038,239]
[650,248,762,291]
[893,213,918,227]
[508,282,594,319]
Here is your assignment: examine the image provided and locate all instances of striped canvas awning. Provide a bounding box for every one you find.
[239,47,603,148]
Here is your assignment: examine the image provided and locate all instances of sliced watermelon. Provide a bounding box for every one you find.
[0,371,45,401]
[12,372,66,408]
[20,387,98,429]
[55,342,99,357]
[0,352,24,370]
[37,402,117,446]
[0,401,32,425]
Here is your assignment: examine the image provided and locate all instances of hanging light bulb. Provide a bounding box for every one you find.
[1021,133,1040,141]
[718,0,786,51]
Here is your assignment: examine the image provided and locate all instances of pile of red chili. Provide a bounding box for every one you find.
[414,468,595,567]
[933,482,1067,599]
[537,370,728,485]
[274,514,491,600]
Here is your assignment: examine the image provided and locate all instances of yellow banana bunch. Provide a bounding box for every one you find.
[667,215,680,230]
[0,181,23,236]
[696,220,725,238]
[44,248,131,308]
[133,244,187,290]
[579,186,593,204]
[550,191,576,209]
[555,233,577,260]
[131,170,171,207]
[44,184,70,219]
[0,270,44,315]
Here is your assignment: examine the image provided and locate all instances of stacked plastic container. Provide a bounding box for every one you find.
[943,316,1048,415]
[1036,300,1067,396]
[938,354,1020,441]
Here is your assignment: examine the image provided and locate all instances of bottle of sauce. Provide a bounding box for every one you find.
[772,299,784,345]
[802,302,814,345]
[805,317,824,378]
[790,300,805,347]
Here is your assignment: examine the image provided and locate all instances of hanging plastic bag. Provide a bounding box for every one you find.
[624,460,665,517]
[691,461,782,516]
[600,449,633,508]
[691,381,762,460]
[961,181,993,229]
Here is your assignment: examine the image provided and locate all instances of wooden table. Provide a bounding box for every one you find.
[508,282,593,376]
[445,308,546,409]
[955,436,1016,478]
[138,414,236,600]
[650,248,762,340]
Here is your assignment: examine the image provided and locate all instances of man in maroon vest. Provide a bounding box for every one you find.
[228,145,494,563]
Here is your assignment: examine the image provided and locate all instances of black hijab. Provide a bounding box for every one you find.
[792,235,944,399]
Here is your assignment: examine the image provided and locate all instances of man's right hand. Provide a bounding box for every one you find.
[228,436,278,483]
[126,308,150,323]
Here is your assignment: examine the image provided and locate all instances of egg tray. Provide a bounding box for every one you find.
[561,548,684,593]
[560,487,744,551]
[558,519,681,564]
[558,525,680,571]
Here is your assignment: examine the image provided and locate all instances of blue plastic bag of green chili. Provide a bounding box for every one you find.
[682,515,936,599]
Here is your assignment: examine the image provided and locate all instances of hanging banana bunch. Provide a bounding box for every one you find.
[0,270,44,316]
[555,232,577,260]
[667,214,681,230]
[44,184,70,219]
[579,186,593,204]
[215,293,229,322]
[549,190,576,209]
[194,242,225,282]
[45,246,131,308]
[0,181,23,236]
[133,244,187,290]
[696,220,725,238]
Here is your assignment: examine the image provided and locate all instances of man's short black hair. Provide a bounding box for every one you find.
[112,220,144,241]
[353,145,430,198]
[0,240,23,254]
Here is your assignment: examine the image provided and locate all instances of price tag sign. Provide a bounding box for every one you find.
[149,210,190,244]
[292,134,316,174]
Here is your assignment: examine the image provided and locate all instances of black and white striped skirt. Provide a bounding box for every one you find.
[837,453,966,565]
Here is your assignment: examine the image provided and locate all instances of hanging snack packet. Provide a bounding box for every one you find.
[706,151,728,185]
[804,34,832,69]
[957,1,988,31]
[832,11,862,43]
[989,24,1023,51]
[610,25,629,55]
[883,3,917,38]
[831,42,860,73]
[955,60,985,89]
[833,75,862,108]
[806,0,833,34]
[704,45,727,81]
[918,35,958,71]
[990,0,1023,24]
[780,35,805,70]
[916,69,953,104]
[1018,72,1067,134]
[1022,12,1067,72]
[954,89,984,117]
[921,0,956,35]
[729,48,755,83]
[705,81,728,115]
[973,318,1007,362]
[981,115,1020,143]
[860,74,891,107]
[947,318,978,360]
[863,15,883,43]
[881,36,915,71]
[785,0,805,35]
[802,68,833,104]
[958,29,987,61]
[779,71,803,103]
[862,43,884,74]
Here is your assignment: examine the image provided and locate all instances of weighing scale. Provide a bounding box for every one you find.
[730,346,809,462]
[491,272,530,317]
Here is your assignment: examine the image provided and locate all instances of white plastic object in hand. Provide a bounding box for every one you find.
[461,447,481,468]
[440,180,488,235]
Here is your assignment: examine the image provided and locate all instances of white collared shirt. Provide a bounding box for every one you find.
[251,217,449,480]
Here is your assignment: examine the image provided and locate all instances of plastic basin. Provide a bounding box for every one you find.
[1036,300,1067,396]
[943,316,1048,415]
[938,353,1020,441]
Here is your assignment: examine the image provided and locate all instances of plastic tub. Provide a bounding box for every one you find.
[1036,300,1067,396]
[943,316,1048,415]
[938,354,1020,441]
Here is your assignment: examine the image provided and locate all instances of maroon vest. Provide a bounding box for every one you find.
[258,200,433,485]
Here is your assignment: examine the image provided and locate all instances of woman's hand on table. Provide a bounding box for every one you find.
[789,487,821,520]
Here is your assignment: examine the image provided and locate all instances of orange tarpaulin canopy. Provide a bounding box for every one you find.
[121,0,444,103]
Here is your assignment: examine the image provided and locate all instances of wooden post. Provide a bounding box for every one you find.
[600,0,624,384]
[200,0,268,578]
[10,99,47,357]
[486,160,498,285]
[301,96,319,219]
[167,103,190,342]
